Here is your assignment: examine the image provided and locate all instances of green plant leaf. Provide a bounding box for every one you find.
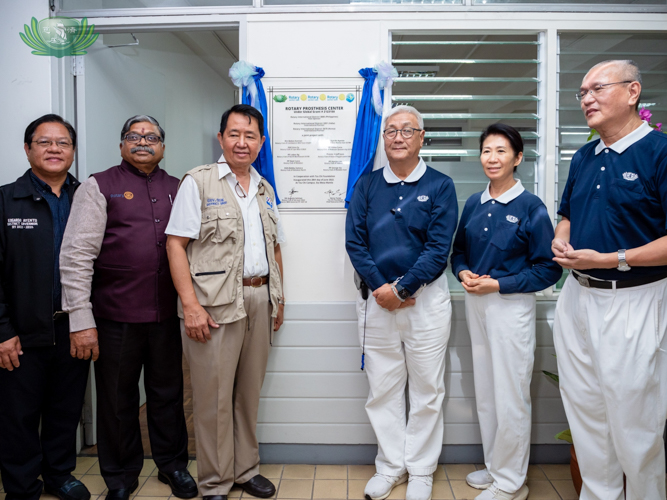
[587,129,598,141]
[555,429,573,444]
[542,370,559,383]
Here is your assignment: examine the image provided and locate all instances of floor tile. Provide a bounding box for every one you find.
[348,480,366,499]
[260,464,284,479]
[73,457,98,476]
[283,465,315,480]
[277,479,313,499]
[137,477,172,497]
[134,497,170,500]
[312,479,347,499]
[527,465,546,480]
[140,459,157,477]
[243,489,278,500]
[433,465,447,481]
[39,494,58,500]
[315,466,347,480]
[229,486,243,498]
[348,465,375,480]
[443,465,476,480]
[87,462,102,475]
[188,460,198,479]
[431,480,454,500]
[539,464,572,481]
[551,479,579,500]
[80,475,108,495]
[448,480,479,500]
[386,482,407,499]
[525,480,559,499]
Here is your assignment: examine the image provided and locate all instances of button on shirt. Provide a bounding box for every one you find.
[30,172,71,309]
[346,159,458,294]
[558,122,667,281]
[165,158,285,278]
[451,180,562,294]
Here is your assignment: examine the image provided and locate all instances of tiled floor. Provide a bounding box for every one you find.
[0,458,579,500]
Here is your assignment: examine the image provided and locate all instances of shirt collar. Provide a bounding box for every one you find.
[383,158,426,184]
[29,171,70,195]
[480,179,525,205]
[594,120,653,155]
[217,154,261,185]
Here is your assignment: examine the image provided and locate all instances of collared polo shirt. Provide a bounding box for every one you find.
[166,155,285,278]
[345,158,458,294]
[451,180,562,294]
[558,121,667,281]
[30,171,71,309]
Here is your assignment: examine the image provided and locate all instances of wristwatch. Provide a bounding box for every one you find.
[394,283,412,301]
[617,249,631,272]
[278,297,286,305]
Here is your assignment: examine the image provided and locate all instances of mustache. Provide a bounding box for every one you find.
[130,146,155,154]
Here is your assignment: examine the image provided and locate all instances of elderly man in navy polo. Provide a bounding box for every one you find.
[552,60,667,500]
[60,115,196,500]
[346,105,458,500]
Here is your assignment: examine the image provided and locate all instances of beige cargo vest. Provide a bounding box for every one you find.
[177,163,283,325]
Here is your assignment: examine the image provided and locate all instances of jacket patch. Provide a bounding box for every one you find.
[206,197,228,207]
[506,215,519,224]
[266,196,273,209]
[7,218,38,229]
[417,195,429,202]
[622,172,638,181]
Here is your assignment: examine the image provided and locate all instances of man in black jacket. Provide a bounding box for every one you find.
[0,115,94,500]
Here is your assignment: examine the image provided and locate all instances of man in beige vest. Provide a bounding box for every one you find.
[166,104,285,500]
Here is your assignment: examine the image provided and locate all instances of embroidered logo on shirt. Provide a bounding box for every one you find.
[266,196,273,209]
[622,172,639,181]
[206,197,227,207]
[124,191,134,200]
[7,218,38,229]
[417,195,429,202]
[506,215,519,224]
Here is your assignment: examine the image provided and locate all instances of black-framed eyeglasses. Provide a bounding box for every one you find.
[575,81,633,101]
[123,132,162,145]
[31,139,73,150]
[383,127,422,140]
[235,182,247,198]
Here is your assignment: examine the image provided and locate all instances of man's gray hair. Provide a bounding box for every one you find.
[588,60,643,109]
[383,105,424,130]
[120,115,165,142]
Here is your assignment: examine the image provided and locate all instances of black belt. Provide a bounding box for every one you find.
[572,270,667,289]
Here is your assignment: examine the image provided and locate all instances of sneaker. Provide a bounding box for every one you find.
[364,473,408,500]
[406,474,433,500]
[474,485,529,500]
[466,469,494,490]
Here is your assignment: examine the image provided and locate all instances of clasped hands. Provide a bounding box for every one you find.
[458,270,499,295]
[372,283,416,312]
[551,238,609,269]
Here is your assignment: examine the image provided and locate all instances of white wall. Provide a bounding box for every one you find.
[1,0,53,186]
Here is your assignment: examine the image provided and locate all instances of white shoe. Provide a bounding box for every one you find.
[474,485,529,500]
[406,475,433,500]
[466,469,493,490]
[364,473,408,500]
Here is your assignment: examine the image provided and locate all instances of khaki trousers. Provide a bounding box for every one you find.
[182,284,272,496]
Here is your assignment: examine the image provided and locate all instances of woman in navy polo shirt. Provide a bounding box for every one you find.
[451,123,562,500]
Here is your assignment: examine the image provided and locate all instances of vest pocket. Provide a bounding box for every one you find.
[267,210,279,243]
[200,208,237,244]
[190,257,236,306]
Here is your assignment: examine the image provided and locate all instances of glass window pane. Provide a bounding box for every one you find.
[476,0,665,4]
[264,0,461,6]
[392,33,541,292]
[60,0,252,10]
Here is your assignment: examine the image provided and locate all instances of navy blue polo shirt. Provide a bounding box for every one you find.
[558,122,667,281]
[345,159,458,294]
[451,180,562,294]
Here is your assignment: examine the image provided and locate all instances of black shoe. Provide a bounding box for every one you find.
[234,475,276,498]
[157,470,198,499]
[44,478,91,500]
[203,496,227,500]
[105,479,139,500]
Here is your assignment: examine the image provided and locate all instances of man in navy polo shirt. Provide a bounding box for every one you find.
[552,60,667,500]
[346,105,458,500]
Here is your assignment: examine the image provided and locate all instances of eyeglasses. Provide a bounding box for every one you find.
[32,139,73,150]
[575,81,633,101]
[383,127,422,140]
[123,133,162,145]
[234,181,266,199]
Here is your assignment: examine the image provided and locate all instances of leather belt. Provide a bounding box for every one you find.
[572,270,667,290]
[242,276,268,287]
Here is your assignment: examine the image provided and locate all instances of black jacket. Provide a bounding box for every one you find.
[0,169,80,347]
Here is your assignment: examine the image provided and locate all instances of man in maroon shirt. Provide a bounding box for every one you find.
[60,115,196,500]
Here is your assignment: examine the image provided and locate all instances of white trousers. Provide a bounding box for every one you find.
[554,274,667,500]
[465,292,536,493]
[356,274,452,476]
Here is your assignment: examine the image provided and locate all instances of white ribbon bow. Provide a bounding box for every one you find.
[372,61,399,116]
[229,60,259,110]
